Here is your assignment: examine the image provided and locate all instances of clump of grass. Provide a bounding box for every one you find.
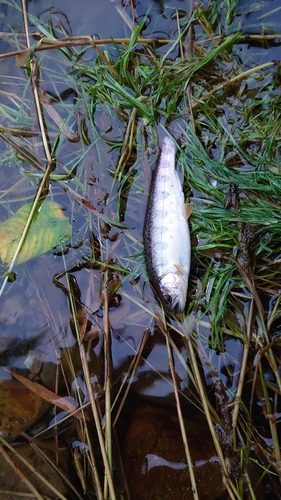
[1,0,281,498]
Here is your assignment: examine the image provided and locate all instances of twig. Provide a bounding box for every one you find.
[102,266,113,500]
[20,433,84,500]
[1,33,281,61]
[0,438,67,500]
[182,318,239,500]
[66,274,106,500]
[232,297,253,428]
[112,330,149,427]
[163,325,199,500]
[0,36,171,61]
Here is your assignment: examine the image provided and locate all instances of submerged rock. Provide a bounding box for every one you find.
[0,379,51,441]
[0,442,72,499]
[122,405,225,500]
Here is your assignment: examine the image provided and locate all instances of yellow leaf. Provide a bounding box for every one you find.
[0,201,71,265]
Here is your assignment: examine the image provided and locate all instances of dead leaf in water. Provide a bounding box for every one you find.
[0,201,71,265]
[16,46,33,67]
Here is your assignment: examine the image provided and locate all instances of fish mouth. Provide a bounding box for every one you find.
[159,274,187,313]
[172,298,185,314]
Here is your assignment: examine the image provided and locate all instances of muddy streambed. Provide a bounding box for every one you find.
[1,0,281,499]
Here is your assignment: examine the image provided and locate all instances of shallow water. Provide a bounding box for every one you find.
[1,0,281,498]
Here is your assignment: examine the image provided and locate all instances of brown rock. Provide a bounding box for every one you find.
[0,379,51,441]
[123,405,225,500]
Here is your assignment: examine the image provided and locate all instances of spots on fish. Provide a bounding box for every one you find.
[159,258,170,270]
[153,241,169,251]
[159,159,172,170]
[151,225,169,236]
[153,209,169,219]
[161,138,176,156]
[159,146,175,169]
[159,190,170,200]
[160,174,170,182]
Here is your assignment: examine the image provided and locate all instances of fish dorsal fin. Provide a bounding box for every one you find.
[174,264,185,275]
[183,202,193,220]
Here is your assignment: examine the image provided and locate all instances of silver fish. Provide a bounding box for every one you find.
[144,137,191,312]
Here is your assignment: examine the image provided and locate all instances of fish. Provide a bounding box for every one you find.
[144,136,191,313]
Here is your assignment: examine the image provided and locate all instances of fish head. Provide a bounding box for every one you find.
[159,272,187,313]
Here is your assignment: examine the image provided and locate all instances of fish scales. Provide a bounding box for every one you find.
[144,137,191,312]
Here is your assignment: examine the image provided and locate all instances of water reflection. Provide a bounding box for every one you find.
[141,453,188,473]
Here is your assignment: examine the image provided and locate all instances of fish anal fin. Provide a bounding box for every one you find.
[183,202,193,220]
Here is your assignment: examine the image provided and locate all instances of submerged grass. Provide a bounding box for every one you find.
[1,0,281,498]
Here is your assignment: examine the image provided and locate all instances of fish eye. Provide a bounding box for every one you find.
[163,294,172,307]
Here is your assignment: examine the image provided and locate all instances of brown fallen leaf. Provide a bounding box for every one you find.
[3,367,83,420]
[16,46,32,67]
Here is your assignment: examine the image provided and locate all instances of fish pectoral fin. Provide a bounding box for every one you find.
[183,202,193,220]
[174,264,185,275]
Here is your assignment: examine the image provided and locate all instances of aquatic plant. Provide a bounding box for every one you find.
[0,0,281,498]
